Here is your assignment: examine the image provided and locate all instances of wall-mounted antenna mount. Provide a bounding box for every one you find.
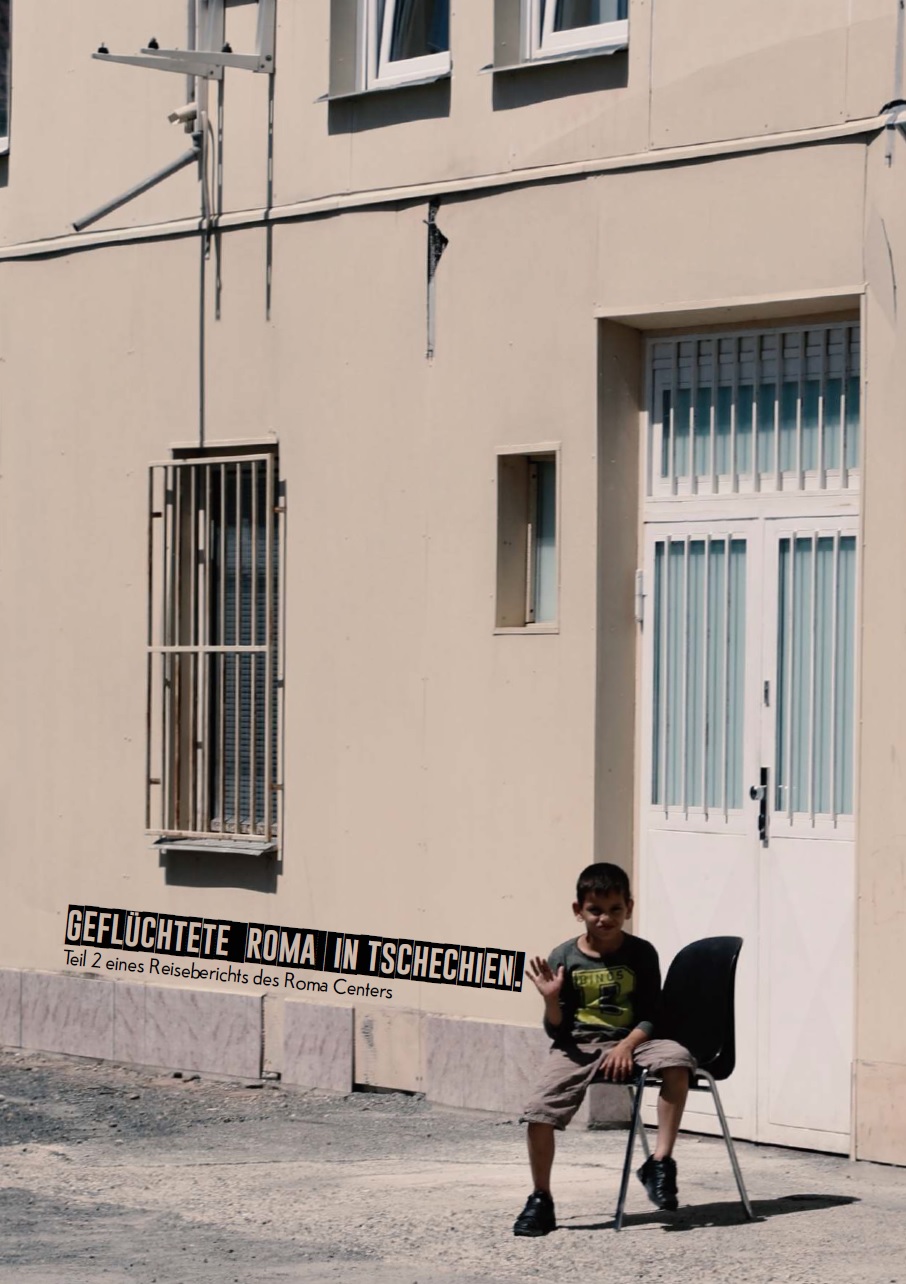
[93,0,276,80]
[73,1,277,231]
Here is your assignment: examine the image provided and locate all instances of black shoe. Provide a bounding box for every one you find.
[637,1155,678,1211]
[513,1189,556,1236]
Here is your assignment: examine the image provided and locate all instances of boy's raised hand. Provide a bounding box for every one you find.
[527,956,564,999]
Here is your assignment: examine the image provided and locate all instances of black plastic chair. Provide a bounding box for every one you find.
[612,935,754,1230]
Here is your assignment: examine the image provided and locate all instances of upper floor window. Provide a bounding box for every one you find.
[372,0,450,88]
[491,0,627,73]
[0,0,10,152]
[531,0,628,59]
[329,0,450,97]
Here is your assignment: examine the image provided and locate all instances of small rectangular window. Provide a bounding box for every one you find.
[0,0,11,152]
[147,452,280,849]
[496,450,559,629]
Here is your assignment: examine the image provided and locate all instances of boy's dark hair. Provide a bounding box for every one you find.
[575,862,632,905]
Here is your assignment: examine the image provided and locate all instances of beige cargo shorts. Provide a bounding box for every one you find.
[520,1037,696,1130]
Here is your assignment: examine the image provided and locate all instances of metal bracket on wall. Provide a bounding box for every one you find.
[425,199,448,360]
[92,0,276,79]
[883,101,906,163]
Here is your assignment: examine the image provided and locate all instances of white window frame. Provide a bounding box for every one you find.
[495,444,561,633]
[528,0,628,61]
[367,0,451,91]
[0,0,11,154]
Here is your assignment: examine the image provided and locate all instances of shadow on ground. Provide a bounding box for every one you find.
[562,1193,859,1233]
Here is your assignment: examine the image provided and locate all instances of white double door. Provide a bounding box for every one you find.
[638,510,857,1152]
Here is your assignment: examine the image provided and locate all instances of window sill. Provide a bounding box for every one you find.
[481,43,627,74]
[494,623,560,636]
[152,836,278,858]
[319,69,451,103]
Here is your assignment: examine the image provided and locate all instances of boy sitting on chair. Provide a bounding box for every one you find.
[514,861,694,1236]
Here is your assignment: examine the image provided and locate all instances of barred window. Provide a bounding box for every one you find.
[649,324,861,498]
[147,452,280,851]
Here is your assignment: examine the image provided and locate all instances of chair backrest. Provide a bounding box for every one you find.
[658,936,743,1080]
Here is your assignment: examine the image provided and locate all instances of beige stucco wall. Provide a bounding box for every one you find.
[0,140,871,1007]
[0,2,896,245]
[3,0,906,1161]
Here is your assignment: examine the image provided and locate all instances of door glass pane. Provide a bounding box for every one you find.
[685,542,706,805]
[665,542,685,805]
[726,539,747,807]
[652,542,664,801]
[652,537,746,812]
[704,541,727,807]
[775,534,856,818]
[835,538,856,814]
[812,538,834,813]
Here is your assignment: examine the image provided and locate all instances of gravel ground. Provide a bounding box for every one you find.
[1,1046,904,1284]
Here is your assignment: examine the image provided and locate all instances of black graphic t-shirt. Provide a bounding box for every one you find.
[544,933,662,1045]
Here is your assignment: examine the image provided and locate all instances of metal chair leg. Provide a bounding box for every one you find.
[637,1114,651,1159]
[698,1069,754,1221]
[614,1070,647,1231]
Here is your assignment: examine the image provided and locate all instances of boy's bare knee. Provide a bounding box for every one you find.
[658,1066,690,1097]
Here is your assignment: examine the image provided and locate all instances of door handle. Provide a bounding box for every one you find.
[749,767,768,846]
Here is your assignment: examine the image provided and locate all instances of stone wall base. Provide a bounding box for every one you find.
[0,966,631,1125]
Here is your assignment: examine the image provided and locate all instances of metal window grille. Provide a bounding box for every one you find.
[147,454,279,842]
[650,324,861,497]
